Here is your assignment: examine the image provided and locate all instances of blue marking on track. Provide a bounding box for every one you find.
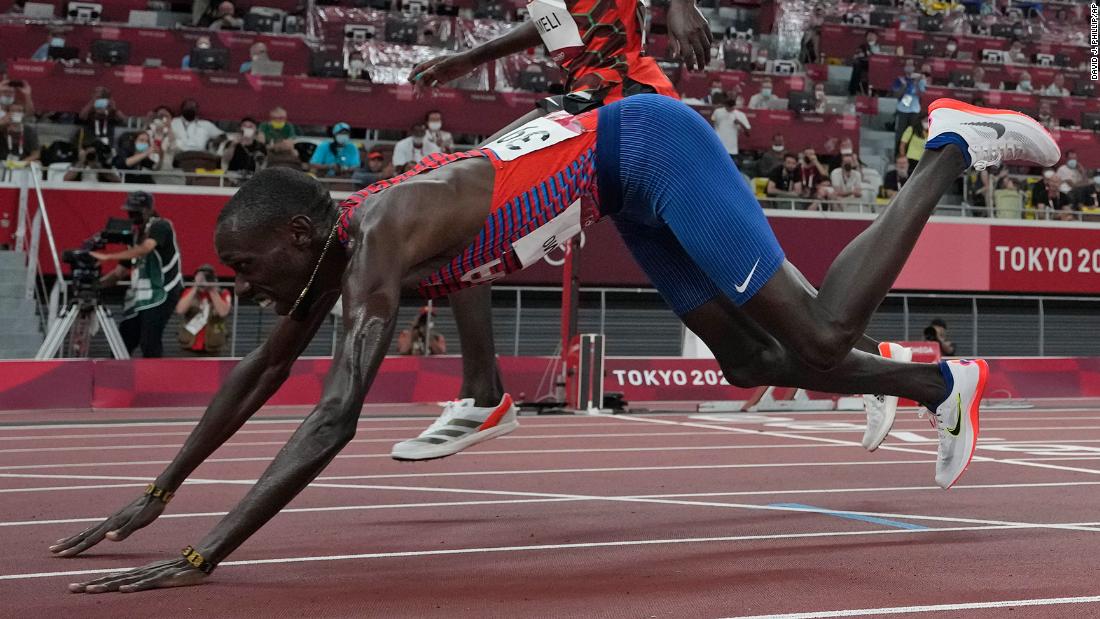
[769,502,929,530]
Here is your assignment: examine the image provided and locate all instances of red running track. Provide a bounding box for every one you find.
[3,404,1100,618]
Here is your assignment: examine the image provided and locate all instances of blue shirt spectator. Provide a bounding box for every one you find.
[310,122,360,177]
[891,68,927,114]
[32,34,66,61]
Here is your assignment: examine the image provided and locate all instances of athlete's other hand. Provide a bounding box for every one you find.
[408,53,476,95]
[68,558,208,594]
[49,493,167,557]
[667,0,712,72]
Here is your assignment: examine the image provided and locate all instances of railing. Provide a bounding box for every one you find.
[10,164,66,333]
[755,196,1098,222]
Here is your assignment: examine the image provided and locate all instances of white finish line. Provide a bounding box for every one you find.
[726,595,1100,618]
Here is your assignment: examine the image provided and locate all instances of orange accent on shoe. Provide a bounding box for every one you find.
[878,342,894,359]
[477,393,514,431]
[928,98,1058,145]
[946,359,988,489]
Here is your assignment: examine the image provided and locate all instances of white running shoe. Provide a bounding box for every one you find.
[927,98,1061,171]
[391,394,519,461]
[862,342,913,452]
[931,359,988,489]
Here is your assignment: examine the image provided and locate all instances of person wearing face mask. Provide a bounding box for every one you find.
[32,31,67,62]
[309,122,360,177]
[258,106,299,156]
[943,38,960,60]
[424,110,454,154]
[1056,151,1088,187]
[206,0,243,30]
[848,31,877,96]
[181,36,215,69]
[0,103,40,165]
[707,80,727,105]
[171,99,224,155]
[391,122,441,172]
[711,94,751,160]
[898,113,928,172]
[78,86,123,150]
[747,78,776,110]
[92,191,182,358]
[1041,74,1070,97]
[798,148,831,210]
[239,42,270,74]
[1007,39,1028,65]
[223,117,267,175]
[352,149,395,186]
[891,61,926,157]
[830,153,864,211]
[757,132,786,177]
[112,131,162,184]
[812,83,827,114]
[346,51,371,82]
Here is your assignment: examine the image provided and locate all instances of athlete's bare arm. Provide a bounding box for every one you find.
[50,293,337,558]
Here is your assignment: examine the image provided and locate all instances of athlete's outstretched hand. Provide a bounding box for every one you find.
[68,558,207,594]
[667,0,713,72]
[49,493,167,557]
[408,53,477,95]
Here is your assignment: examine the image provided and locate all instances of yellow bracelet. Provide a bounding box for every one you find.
[181,545,215,574]
[144,483,174,504]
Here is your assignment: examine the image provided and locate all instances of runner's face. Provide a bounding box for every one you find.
[215,222,315,316]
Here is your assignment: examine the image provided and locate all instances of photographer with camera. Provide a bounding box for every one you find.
[63,140,121,183]
[92,191,182,357]
[175,264,231,355]
[78,86,123,149]
[0,103,40,167]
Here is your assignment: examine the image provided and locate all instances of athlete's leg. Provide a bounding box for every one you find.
[447,285,505,407]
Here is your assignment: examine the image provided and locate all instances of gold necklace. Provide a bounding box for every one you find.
[288,220,340,316]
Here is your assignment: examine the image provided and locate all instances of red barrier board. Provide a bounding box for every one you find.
[2,356,1100,410]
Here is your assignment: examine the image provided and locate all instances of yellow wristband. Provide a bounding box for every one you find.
[144,483,174,504]
[181,545,215,574]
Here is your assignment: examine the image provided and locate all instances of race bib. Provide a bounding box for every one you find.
[484,112,582,161]
[511,199,582,268]
[527,0,583,59]
[900,94,913,108]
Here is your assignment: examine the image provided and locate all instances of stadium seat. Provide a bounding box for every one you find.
[752,177,769,198]
[993,189,1023,219]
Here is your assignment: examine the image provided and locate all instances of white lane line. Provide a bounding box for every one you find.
[776,425,1100,434]
[0,418,631,431]
[724,595,1100,618]
[0,431,742,453]
[0,483,147,494]
[619,415,1100,478]
[0,524,1070,582]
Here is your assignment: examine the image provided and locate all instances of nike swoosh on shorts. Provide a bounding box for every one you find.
[734,259,761,294]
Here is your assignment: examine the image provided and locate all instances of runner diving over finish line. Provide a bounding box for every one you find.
[58,95,1060,593]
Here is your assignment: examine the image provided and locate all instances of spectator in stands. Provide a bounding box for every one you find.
[63,142,120,183]
[898,114,928,173]
[919,62,935,87]
[0,80,34,125]
[425,111,455,154]
[147,105,176,166]
[347,51,371,82]
[969,164,1007,215]
[222,117,267,175]
[207,1,242,31]
[1007,39,1028,64]
[1072,177,1100,213]
[1015,71,1034,93]
[971,66,991,91]
[1036,100,1056,130]
[799,25,821,66]
[798,148,830,210]
[891,60,926,157]
[112,131,161,184]
[812,83,827,114]
[882,154,910,200]
[848,30,878,96]
[238,42,269,74]
[747,78,777,110]
[765,153,801,209]
[943,38,961,60]
[78,87,123,149]
[0,104,39,164]
[1042,74,1070,97]
[757,132,786,177]
[392,123,441,172]
[829,153,863,211]
[171,99,224,155]
[181,36,213,70]
[397,306,446,356]
[258,107,299,155]
[1056,203,1079,222]
[31,29,66,62]
[175,264,232,356]
[924,318,956,356]
[1032,168,1069,216]
[711,95,751,161]
[310,122,360,178]
[707,79,726,106]
[1057,151,1087,187]
[352,150,395,186]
